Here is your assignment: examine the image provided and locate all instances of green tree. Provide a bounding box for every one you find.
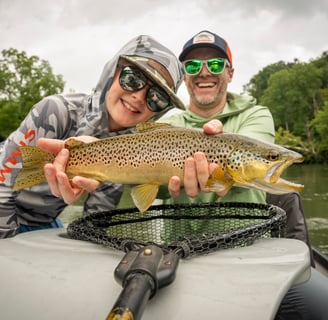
[243,51,328,162]
[0,48,65,139]
[310,51,328,88]
[275,127,313,161]
[259,63,322,139]
[243,61,294,100]
[311,101,328,162]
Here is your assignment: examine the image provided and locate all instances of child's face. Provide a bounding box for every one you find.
[105,65,155,131]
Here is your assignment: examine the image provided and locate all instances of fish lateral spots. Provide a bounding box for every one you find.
[13,123,305,211]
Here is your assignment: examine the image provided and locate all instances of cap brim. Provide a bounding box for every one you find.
[121,55,185,111]
[179,43,230,63]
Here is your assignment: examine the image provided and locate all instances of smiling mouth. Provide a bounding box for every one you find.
[122,100,139,113]
[196,82,216,88]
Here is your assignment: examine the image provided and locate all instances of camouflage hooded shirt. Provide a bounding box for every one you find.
[0,35,183,238]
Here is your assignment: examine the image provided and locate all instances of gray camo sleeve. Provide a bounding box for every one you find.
[0,96,71,237]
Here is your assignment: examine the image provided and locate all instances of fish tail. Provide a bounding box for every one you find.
[13,146,56,190]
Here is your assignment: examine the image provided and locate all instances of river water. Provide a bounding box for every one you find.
[60,164,328,256]
[283,164,328,255]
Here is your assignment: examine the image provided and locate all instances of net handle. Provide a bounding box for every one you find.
[107,245,179,320]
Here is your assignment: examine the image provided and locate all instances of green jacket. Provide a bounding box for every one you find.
[158,92,275,205]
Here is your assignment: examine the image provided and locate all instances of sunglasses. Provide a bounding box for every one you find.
[117,65,171,112]
[182,58,230,76]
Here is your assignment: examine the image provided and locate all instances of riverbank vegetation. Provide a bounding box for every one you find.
[244,51,328,163]
[1,48,327,162]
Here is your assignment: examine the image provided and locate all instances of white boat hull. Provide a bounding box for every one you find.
[0,229,311,320]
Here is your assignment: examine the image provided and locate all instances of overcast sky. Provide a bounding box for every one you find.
[1,0,327,103]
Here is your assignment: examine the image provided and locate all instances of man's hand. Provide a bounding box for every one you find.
[168,120,228,198]
[202,119,223,135]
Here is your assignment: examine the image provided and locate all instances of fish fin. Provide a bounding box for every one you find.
[13,146,55,190]
[136,122,172,133]
[206,166,234,193]
[130,183,159,212]
[64,138,86,149]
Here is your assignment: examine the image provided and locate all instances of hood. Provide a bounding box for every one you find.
[76,35,185,136]
[96,35,184,111]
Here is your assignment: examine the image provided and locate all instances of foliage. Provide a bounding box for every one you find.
[243,61,294,101]
[311,101,328,162]
[259,63,322,137]
[244,51,328,163]
[274,127,313,162]
[0,48,65,139]
[310,51,328,88]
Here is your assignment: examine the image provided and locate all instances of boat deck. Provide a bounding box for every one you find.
[0,229,312,320]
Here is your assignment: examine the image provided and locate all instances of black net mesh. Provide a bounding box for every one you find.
[67,202,286,258]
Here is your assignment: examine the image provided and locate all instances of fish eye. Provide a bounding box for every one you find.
[268,151,280,161]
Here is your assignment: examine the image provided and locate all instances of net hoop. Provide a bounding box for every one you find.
[67,202,286,258]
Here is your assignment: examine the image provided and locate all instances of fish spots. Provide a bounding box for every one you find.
[227,149,243,170]
[62,128,301,189]
[14,124,305,196]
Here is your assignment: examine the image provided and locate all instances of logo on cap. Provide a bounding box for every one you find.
[193,31,215,44]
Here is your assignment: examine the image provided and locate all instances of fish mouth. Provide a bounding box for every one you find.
[255,158,304,194]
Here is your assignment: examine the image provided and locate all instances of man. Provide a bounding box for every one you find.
[161,30,310,249]
[160,30,275,205]
[161,30,327,320]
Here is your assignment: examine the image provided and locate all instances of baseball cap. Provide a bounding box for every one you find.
[122,55,185,110]
[179,30,232,65]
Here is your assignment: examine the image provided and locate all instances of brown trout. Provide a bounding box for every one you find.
[13,123,304,212]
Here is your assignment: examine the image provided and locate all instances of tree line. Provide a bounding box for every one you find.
[244,51,328,163]
[1,48,327,162]
[0,48,64,140]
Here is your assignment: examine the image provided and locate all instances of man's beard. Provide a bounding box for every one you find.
[191,89,226,110]
[187,78,228,110]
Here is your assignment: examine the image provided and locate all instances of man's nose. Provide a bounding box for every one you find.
[198,62,211,76]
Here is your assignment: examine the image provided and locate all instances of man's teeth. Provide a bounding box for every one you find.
[197,82,215,88]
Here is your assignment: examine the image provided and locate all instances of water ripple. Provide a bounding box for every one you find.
[307,217,328,230]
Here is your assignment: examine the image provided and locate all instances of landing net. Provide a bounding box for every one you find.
[67,202,286,258]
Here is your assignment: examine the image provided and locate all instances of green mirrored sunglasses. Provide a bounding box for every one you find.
[182,58,230,76]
